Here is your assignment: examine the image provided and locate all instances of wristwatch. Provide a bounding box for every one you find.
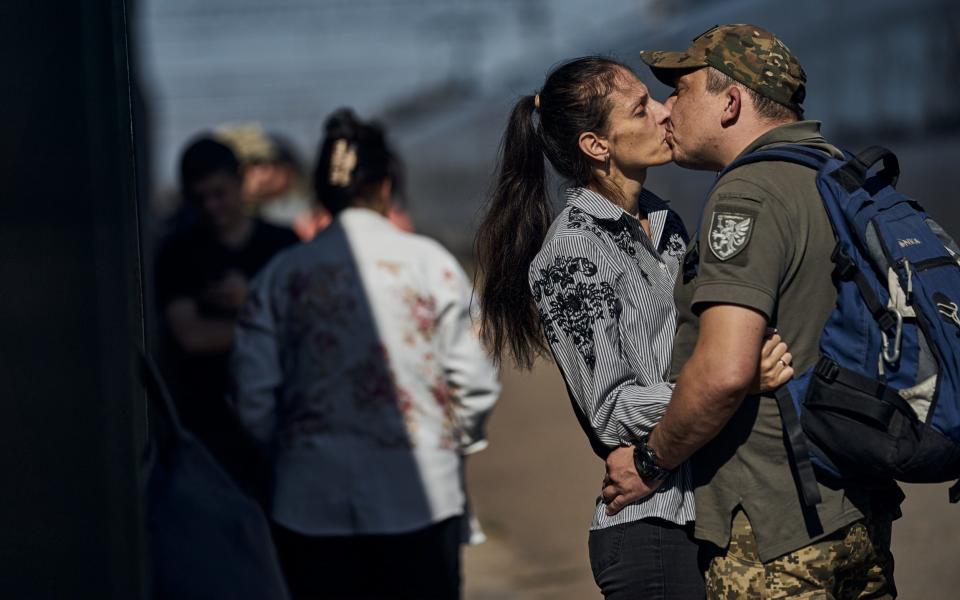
[633,437,671,482]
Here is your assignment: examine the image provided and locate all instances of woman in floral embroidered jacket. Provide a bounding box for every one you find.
[232,109,500,600]
[475,57,792,599]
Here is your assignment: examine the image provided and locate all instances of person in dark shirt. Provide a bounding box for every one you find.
[156,136,298,491]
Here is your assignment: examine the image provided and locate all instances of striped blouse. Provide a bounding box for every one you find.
[528,187,696,529]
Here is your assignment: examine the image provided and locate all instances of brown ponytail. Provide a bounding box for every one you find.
[476,56,629,369]
[475,95,550,369]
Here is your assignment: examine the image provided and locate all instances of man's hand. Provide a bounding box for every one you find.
[164,298,236,354]
[204,270,249,310]
[601,446,664,516]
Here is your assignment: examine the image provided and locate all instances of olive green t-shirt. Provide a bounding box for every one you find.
[670,121,902,562]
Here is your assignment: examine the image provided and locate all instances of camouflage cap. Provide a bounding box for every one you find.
[640,24,806,111]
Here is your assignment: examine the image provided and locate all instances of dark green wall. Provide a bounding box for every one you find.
[0,1,147,597]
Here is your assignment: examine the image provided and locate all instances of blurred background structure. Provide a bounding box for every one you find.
[137,0,960,252]
[2,2,147,598]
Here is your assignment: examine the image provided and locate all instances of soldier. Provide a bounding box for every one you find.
[601,24,903,598]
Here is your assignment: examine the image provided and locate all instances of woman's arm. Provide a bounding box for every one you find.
[529,236,674,452]
[432,251,501,454]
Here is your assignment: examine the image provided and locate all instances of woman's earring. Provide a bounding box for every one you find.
[603,154,611,175]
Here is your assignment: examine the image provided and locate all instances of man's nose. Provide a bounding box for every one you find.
[662,95,677,113]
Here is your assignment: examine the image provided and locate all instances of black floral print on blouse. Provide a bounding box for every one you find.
[531,255,620,370]
[569,206,639,259]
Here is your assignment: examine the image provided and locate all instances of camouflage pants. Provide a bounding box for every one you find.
[705,509,896,599]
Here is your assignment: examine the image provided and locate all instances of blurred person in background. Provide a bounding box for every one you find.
[155,136,299,493]
[231,108,499,600]
[475,56,793,599]
[216,123,318,236]
[219,122,415,242]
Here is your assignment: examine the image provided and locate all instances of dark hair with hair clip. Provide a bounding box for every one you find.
[313,108,392,215]
[475,56,632,368]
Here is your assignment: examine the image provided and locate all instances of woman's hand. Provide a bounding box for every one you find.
[752,328,794,394]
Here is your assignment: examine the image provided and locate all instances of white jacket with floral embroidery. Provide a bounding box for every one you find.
[232,208,499,536]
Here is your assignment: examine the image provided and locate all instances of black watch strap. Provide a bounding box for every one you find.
[633,438,671,481]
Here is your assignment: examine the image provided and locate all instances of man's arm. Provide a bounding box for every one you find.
[602,326,792,513]
[651,182,794,466]
[156,236,237,355]
[602,303,771,515]
[647,303,767,469]
[165,298,236,355]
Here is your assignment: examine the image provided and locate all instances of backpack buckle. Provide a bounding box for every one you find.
[877,310,897,332]
[831,245,857,280]
[814,358,840,383]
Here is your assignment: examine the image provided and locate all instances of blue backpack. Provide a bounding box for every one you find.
[714,144,960,506]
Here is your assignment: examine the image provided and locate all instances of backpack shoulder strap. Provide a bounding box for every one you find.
[695,144,832,232]
[718,144,898,191]
[718,144,831,179]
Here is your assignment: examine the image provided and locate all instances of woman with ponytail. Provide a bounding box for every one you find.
[233,109,499,600]
[476,58,792,598]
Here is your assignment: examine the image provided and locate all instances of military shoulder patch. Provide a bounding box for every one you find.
[708,209,754,261]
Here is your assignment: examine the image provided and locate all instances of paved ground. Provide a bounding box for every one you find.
[463,359,960,599]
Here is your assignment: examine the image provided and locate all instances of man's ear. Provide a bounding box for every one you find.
[721,85,742,127]
[578,131,609,163]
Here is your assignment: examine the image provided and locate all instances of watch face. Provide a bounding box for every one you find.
[634,444,666,480]
[634,446,655,479]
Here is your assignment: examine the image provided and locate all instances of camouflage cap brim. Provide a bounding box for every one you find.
[639,50,708,87]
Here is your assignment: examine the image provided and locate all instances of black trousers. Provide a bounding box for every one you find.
[271,517,462,600]
[589,518,704,600]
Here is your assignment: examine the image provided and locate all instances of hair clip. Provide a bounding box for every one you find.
[329,139,357,187]
[534,93,541,110]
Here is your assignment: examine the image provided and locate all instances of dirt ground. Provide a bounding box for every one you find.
[463,359,960,599]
